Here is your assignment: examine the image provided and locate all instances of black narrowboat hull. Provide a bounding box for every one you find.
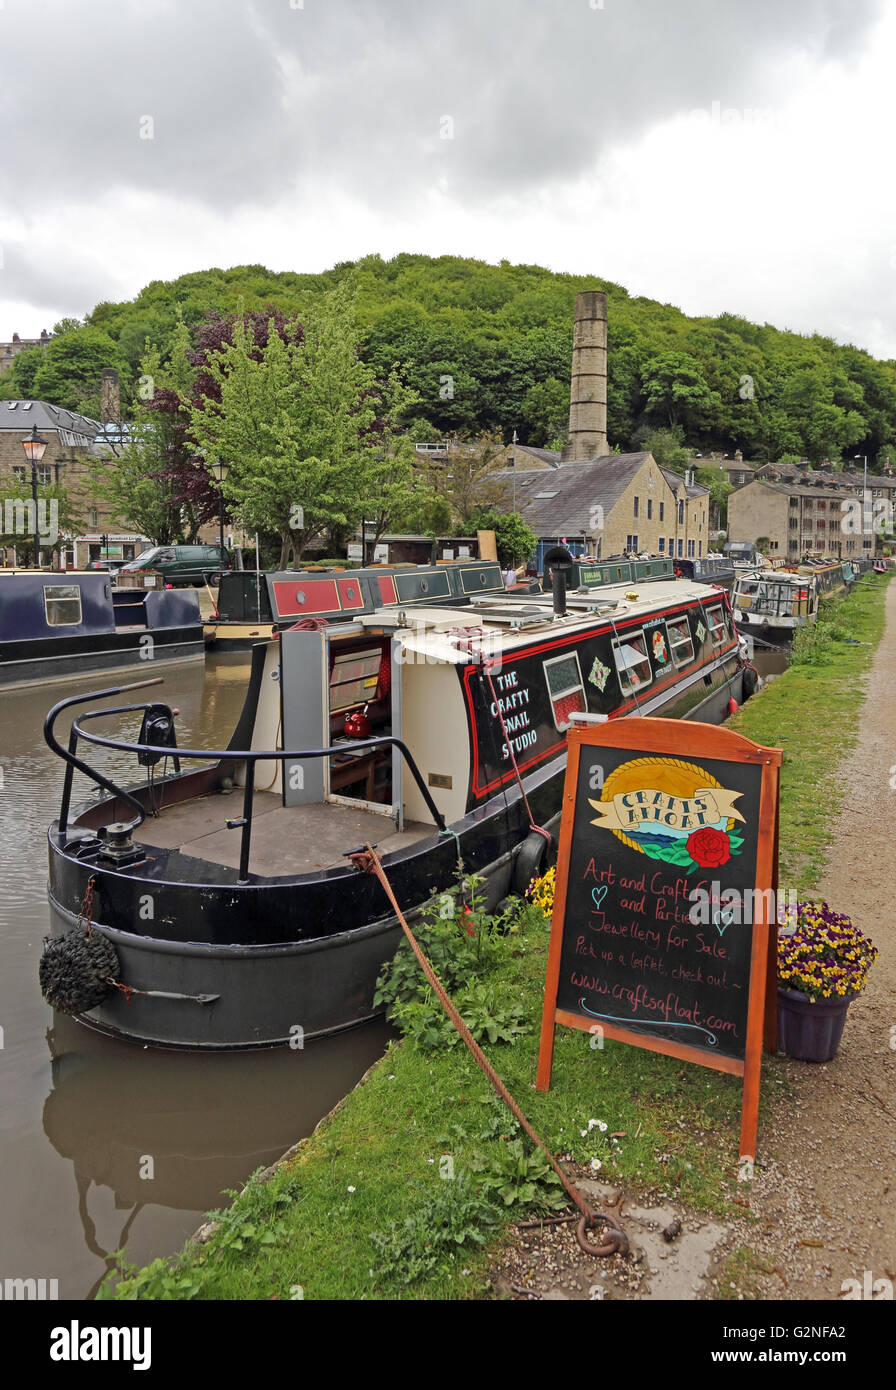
[1,627,205,687]
[44,649,743,1049]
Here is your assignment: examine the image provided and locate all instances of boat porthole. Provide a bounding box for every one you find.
[479,573,488,586]
[420,580,429,593]
[295,590,306,605]
[270,668,280,681]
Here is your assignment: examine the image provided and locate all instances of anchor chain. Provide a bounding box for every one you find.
[350,843,628,1261]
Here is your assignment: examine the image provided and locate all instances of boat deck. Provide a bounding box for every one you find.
[134,791,434,875]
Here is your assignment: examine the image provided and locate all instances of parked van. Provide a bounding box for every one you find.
[119,544,233,587]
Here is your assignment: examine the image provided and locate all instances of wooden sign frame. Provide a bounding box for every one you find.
[537,717,783,1161]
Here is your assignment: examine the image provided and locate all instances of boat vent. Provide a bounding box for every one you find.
[467,603,554,628]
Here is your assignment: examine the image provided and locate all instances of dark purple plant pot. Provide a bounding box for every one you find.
[777,987,853,1063]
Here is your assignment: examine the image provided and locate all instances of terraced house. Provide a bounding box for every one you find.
[727,462,896,560]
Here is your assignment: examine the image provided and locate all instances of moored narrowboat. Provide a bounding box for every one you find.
[732,569,818,638]
[205,559,507,649]
[0,570,204,688]
[43,562,752,1050]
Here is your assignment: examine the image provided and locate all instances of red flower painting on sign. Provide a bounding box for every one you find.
[686,827,731,868]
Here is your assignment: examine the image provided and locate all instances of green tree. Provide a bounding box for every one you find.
[639,428,692,474]
[465,508,537,569]
[642,353,722,434]
[188,283,415,566]
[31,327,129,417]
[519,377,569,448]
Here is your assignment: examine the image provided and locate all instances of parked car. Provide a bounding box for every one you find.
[118,544,234,587]
[85,558,125,580]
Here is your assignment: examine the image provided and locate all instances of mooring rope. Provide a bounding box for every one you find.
[350,843,628,1259]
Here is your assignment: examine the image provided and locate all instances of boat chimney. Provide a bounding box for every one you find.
[543,544,574,618]
[561,291,608,462]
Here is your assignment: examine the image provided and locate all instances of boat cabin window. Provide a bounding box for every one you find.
[543,652,586,731]
[611,630,653,695]
[706,604,728,647]
[43,584,82,627]
[329,646,383,713]
[665,615,695,668]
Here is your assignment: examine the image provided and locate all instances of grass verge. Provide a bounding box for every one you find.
[731,572,891,890]
[105,573,891,1301]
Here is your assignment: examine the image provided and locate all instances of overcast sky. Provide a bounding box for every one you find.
[2,0,894,356]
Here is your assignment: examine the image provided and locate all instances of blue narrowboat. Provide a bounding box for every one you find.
[0,571,204,688]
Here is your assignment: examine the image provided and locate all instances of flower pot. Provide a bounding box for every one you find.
[776,987,853,1063]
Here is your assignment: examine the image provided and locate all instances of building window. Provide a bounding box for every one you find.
[687,540,695,557]
[789,518,798,530]
[668,537,674,556]
[698,541,702,557]
[626,535,639,551]
[646,499,652,521]
[677,539,683,558]
[678,501,684,525]
[633,496,639,518]
[89,508,98,528]
[12,466,26,483]
[789,498,798,508]
[658,538,665,553]
[36,465,51,485]
[659,502,665,522]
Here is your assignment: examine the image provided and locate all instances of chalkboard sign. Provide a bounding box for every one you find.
[537,717,782,1160]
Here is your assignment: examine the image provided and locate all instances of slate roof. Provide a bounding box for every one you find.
[494,452,656,534]
[512,444,562,468]
[657,466,709,498]
[0,399,101,439]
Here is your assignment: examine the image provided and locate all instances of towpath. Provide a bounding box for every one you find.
[744,577,896,1300]
[491,578,896,1301]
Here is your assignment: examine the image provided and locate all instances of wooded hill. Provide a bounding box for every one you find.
[4,252,896,466]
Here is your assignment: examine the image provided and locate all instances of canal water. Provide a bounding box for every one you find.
[0,655,390,1300]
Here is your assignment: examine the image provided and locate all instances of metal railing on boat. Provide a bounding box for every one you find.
[44,677,448,883]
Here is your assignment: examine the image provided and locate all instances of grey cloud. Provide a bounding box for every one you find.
[1,0,885,213]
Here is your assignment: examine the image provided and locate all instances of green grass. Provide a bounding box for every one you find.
[731,573,890,891]
[106,574,891,1301]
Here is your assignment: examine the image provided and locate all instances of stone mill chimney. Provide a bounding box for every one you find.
[561,290,608,462]
[101,367,121,426]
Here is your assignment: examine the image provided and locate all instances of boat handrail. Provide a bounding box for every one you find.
[44,677,448,881]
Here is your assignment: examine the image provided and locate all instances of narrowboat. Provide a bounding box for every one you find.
[42,558,752,1050]
[204,560,508,649]
[0,570,204,689]
[673,554,736,591]
[731,569,818,638]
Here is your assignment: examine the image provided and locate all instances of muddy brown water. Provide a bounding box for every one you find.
[0,654,389,1299]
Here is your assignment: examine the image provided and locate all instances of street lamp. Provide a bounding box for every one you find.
[22,425,48,569]
[209,458,229,567]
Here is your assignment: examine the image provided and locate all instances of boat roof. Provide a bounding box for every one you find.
[366,578,727,663]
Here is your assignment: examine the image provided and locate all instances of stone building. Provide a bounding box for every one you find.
[495,451,710,562]
[0,329,51,376]
[0,398,150,567]
[727,467,893,560]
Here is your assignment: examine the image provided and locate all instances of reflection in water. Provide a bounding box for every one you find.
[1,653,391,1299]
[43,1013,390,1297]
